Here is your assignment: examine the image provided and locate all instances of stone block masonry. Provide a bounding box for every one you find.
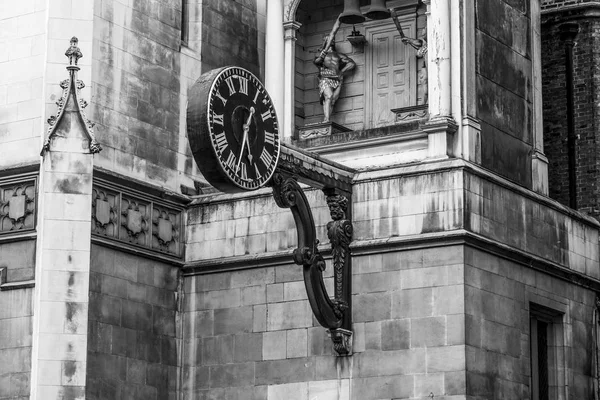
[182,245,470,399]
[86,245,180,400]
[91,0,203,193]
[0,289,33,400]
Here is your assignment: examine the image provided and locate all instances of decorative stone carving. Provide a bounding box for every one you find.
[298,121,351,140]
[152,206,181,255]
[92,187,118,237]
[120,197,150,247]
[391,104,429,122]
[0,179,36,234]
[330,328,352,356]
[41,37,101,156]
[91,182,184,258]
[326,193,352,318]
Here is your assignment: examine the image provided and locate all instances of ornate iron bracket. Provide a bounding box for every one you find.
[270,170,353,356]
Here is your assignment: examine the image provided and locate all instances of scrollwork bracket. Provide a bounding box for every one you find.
[270,171,353,356]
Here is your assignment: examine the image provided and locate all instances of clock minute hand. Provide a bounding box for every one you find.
[235,107,255,173]
[242,107,255,164]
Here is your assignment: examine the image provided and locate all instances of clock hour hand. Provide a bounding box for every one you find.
[236,107,255,173]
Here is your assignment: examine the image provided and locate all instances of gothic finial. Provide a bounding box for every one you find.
[65,36,83,66]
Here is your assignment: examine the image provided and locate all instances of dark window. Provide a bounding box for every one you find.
[530,304,564,400]
[181,1,189,45]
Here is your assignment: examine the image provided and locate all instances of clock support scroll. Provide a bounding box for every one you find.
[270,144,356,356]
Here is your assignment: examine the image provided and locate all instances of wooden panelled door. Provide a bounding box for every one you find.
[365,18,417,128]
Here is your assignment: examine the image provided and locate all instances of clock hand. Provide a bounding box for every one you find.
[236,107,255,173]
[242,107,255,164]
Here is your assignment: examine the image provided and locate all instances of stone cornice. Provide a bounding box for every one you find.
[182,228,600,292]
[542,3,600,22]
[94,167,191,207]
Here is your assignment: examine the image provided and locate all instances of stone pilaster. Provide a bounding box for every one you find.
[283,20,302,142]
[265,0,285,134]
[30,40,100,399]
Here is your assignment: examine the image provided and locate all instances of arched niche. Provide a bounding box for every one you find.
[283,0,428,138]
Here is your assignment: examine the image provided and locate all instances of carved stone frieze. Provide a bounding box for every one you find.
[91,182,184,258]
[0,178,36,235]
[298,121,351,140]
[391,104,429,122]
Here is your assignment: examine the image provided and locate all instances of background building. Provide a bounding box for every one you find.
[0,0,599,399]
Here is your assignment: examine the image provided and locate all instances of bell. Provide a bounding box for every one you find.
[339,0,365,25]
[365,0,390,20]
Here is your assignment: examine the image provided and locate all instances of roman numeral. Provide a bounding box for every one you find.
[225,152,237,170]
[238,76,248,95]
[252,89,260,104]
[254,163,261,179]
[214,132,228,153]
[264,131,275,146]
[225,77,236,96]
[214,89,227,106]
[260,148,273,168]
[213,113,224,126]
[240,162,248,180]
[261,110,271,121]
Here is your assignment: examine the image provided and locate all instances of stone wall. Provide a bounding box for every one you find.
[465,246,596,399]
[181,245,467,399]
[0,0,46,168]
[475,0,534,188]
[542,15,600,217]
[91,0,201,192]
[199,1,264,79]
[0,288,33,400]
[86,244,180,400]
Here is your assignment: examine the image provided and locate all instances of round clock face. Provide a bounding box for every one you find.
[187,66,281,193]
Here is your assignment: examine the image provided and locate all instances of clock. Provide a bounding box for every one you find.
[187,66,281,193]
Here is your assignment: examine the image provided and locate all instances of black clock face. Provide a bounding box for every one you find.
[206,67,280,191]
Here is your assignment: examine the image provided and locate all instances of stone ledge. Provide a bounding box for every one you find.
[94,167,192,207]
[0,268,34,291]
[91,236,185,267]
[181,228,600,292]
[293,122,423,150]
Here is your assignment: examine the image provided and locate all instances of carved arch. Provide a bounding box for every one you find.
[284,0,302,22]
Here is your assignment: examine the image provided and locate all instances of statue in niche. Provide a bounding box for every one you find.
[65,36,83,66]
[391,9,428,104]
[314,18,356,123]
